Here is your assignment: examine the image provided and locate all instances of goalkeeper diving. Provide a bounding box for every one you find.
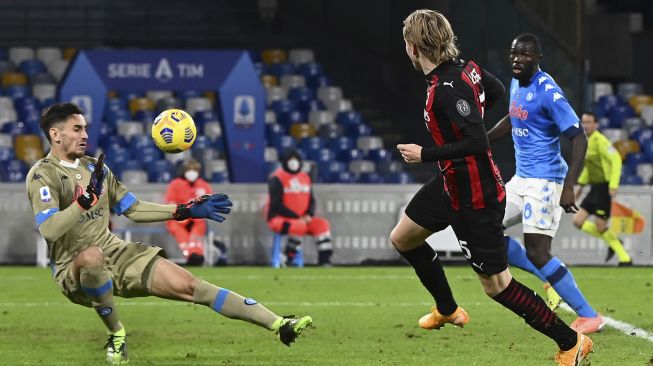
[26,102,313,365]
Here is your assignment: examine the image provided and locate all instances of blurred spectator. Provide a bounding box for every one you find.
[267,148,333,266]
[165,159,212,265]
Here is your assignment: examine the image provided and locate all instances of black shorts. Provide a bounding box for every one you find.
[405,176,508,275]
[580,183,611,219]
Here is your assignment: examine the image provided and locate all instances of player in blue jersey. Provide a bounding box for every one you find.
[488,33,604,335]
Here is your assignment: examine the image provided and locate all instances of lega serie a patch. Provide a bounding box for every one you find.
[244,298,258,305]
[39,186,51,202]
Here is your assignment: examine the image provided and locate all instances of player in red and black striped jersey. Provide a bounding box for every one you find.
[390,10,591,365]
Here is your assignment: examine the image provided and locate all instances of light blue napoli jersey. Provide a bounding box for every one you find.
[509,70,580,182]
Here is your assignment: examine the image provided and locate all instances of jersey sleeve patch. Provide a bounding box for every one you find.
[111,192,137,215]
[39,186,52,202]
[456,99,471,116]
[35,208,59,227]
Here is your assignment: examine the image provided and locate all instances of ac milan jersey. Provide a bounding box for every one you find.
[424,59,505,210]
[509,70,580,182]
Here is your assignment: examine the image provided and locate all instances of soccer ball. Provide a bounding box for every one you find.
[151,109,197,153]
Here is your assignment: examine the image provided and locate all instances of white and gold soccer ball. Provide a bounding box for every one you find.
[151,109,197,153]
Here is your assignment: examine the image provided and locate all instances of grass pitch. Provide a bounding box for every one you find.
[0,266,651,365]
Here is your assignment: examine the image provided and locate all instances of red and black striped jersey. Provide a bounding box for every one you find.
[423,59,505,211]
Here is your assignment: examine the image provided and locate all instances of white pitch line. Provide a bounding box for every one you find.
[560,304,653,343]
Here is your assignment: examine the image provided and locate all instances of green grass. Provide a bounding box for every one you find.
[0,266,652,365]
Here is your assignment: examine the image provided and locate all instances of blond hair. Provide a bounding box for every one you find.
[403,9,460,65]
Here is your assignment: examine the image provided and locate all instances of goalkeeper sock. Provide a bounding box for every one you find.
[193,280,278,330]
[505,236,548,283]
[79,264,122,333]
[397,242,458,316]
[493,278,577,351]
[600,229,632,262]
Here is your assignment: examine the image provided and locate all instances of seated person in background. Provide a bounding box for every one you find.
[267,149,333,266]
[165,158,213,265]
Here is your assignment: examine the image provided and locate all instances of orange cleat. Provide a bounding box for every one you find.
[418,306,469,330]
[570,314,605,334]
[555,333,593,366]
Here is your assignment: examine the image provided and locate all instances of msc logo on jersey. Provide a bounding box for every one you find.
[39,186,51,202]
[77,207,104,223]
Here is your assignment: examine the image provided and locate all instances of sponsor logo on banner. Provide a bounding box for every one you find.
[155,58,174,83]
[234,95,255,126]
[107,58,204,83]
[71,95,93,122]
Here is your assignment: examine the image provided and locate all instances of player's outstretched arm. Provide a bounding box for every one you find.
[487,114,511,142]
[122,194,233,223]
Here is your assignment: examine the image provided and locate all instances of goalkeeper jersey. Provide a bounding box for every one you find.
[25,153,137,270]
[577,130,622,189]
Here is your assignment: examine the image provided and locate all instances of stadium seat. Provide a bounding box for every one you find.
[277,110,307,128]
[121,169,148,185]
[636,163,653,183]
[128,135,156,154]
[2,72,27,87]
[317,160,345,183]
[329,136,354,152]
[366,148,393,163]
[0,60,14,76]
[309,147,335,163]
[309,110,334,129]
[117,121,144,141]
[356,136,384,152]
[14,134,44,164]
[265,110,277,124]
[0,108,17,127]
[185,97,212,116]
[280,75,306,90]
[347,124,372,138]
[623,118,646,136]
[270,99,296,115]
[204,159,227,177]
[5,85,30,100]
[30,72,56,85]
[176,89,201,102]
[601,128,627,144]
[298,136,324,151]
[298,62,323,80]
[337,148,365,163]
[273,136,296,155]
[253,62,266,76]
[630,127,653,147]
[106,109,131,127]
[297,99,325,114]
[193,110,218,130]
[288,49,314,65]
[36,47,62,64]
[0,146,15,163]
[607,104,635,128]
[288,87,315,103]
[62,47,77,60]
[8,47,34,66]
[262,49,287,64]
[622,174,643,185]
[628,95,653,115]
[155,96,182,114]
[163,149,191,166]
[146,160,175,183]
[266,86,287,105]
[376,161,404,175]
[18,59,46,76]
[348,160,375,175]
[1,159,28,182]
[318,123,343,139]
[269,62,295,77]
[146,90,173,102]
[617,82,643,100]
[1,121,29,136]
[335,171,356,183]
[101,135,129,152]
[120,159,144,172]
[128,97,154,114]
[0,96,14,110]
[325,98,353,113]
[134,110,156,123]
[641,106,653,126]
[261,74,278,88]
[317,86,343,103]
[336,111,363,127]
[210,171,228,183]
[384,172,414,184]
[625,152,649,174]
[307,74,332,89]
[265,147,279,162]
[0,134,13,148]
[202,121,221,141]
[289,123,316,140]
[358,172,384,184]
[592,82,613,102]
[32,84,56,102]
[47,59,69,81]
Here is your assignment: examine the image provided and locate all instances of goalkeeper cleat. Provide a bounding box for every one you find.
[570,314,605,334]
[555,333,593,366]
[104,327,128,365]
[604,247,615,262]
[272,315,313,346]
[418,306,469,330]
[544,283,562,311]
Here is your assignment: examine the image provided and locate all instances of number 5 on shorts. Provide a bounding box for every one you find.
[458,240,471,259]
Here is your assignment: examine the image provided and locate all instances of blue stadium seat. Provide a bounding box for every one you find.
[630,127,653,146]
[253,61,266,76]
[622,174,643,185]
[336,111,362,127]
[177,90,201,103]
[18,59,46,76]
[211,171,228,183]
[307,75,332,89]
[134,110,155,123]
[265,123,286,144]
[624,153,649,175]
[106,109,131,127]
[129,134,155,151]
[1,121,29,136]
[277,110,307,128]
[0,147,16,162]
[337,148,365,163]
[192,135,217,151]
[298,136,324,151]
[335,171,356,183]
[147,160,175,183]
[310,147,335,163]
[346,123,372,138]
[297,99,325,114]
[288,87,316,103]
[120,159,144,173]
[366,148,393,163]
[607,104,635,129]
[101,135,128,151]
[272,135,296,155]
[269,62,295,77]
[141,146,163,165]
[14,96,40,112]
[5,85,30,100]
[328,136,354,152]
[318,160,346,183]
[376,161,404,175]
[642,140,653,161]
[193,110,219,132]
[120,91,144,107]
[270,99,297,115]
[318,123,343,139]
[358,172,384,184]
[384,172,414,184]
[1,159,28,182]
[298,62,324,79]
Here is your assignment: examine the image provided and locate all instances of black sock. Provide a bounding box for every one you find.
[397,242,457,315]
[493,278,578,350]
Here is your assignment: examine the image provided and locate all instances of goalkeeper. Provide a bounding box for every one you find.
[26,103,312,365]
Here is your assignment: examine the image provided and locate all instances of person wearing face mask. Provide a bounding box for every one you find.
[165,158,213,265]
[267,148,333,266]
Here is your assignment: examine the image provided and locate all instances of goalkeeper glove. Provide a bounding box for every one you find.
[173,193,233,222]
[75,153,107,210]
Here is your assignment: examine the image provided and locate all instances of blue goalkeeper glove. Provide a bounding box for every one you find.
[173,193,233,222]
